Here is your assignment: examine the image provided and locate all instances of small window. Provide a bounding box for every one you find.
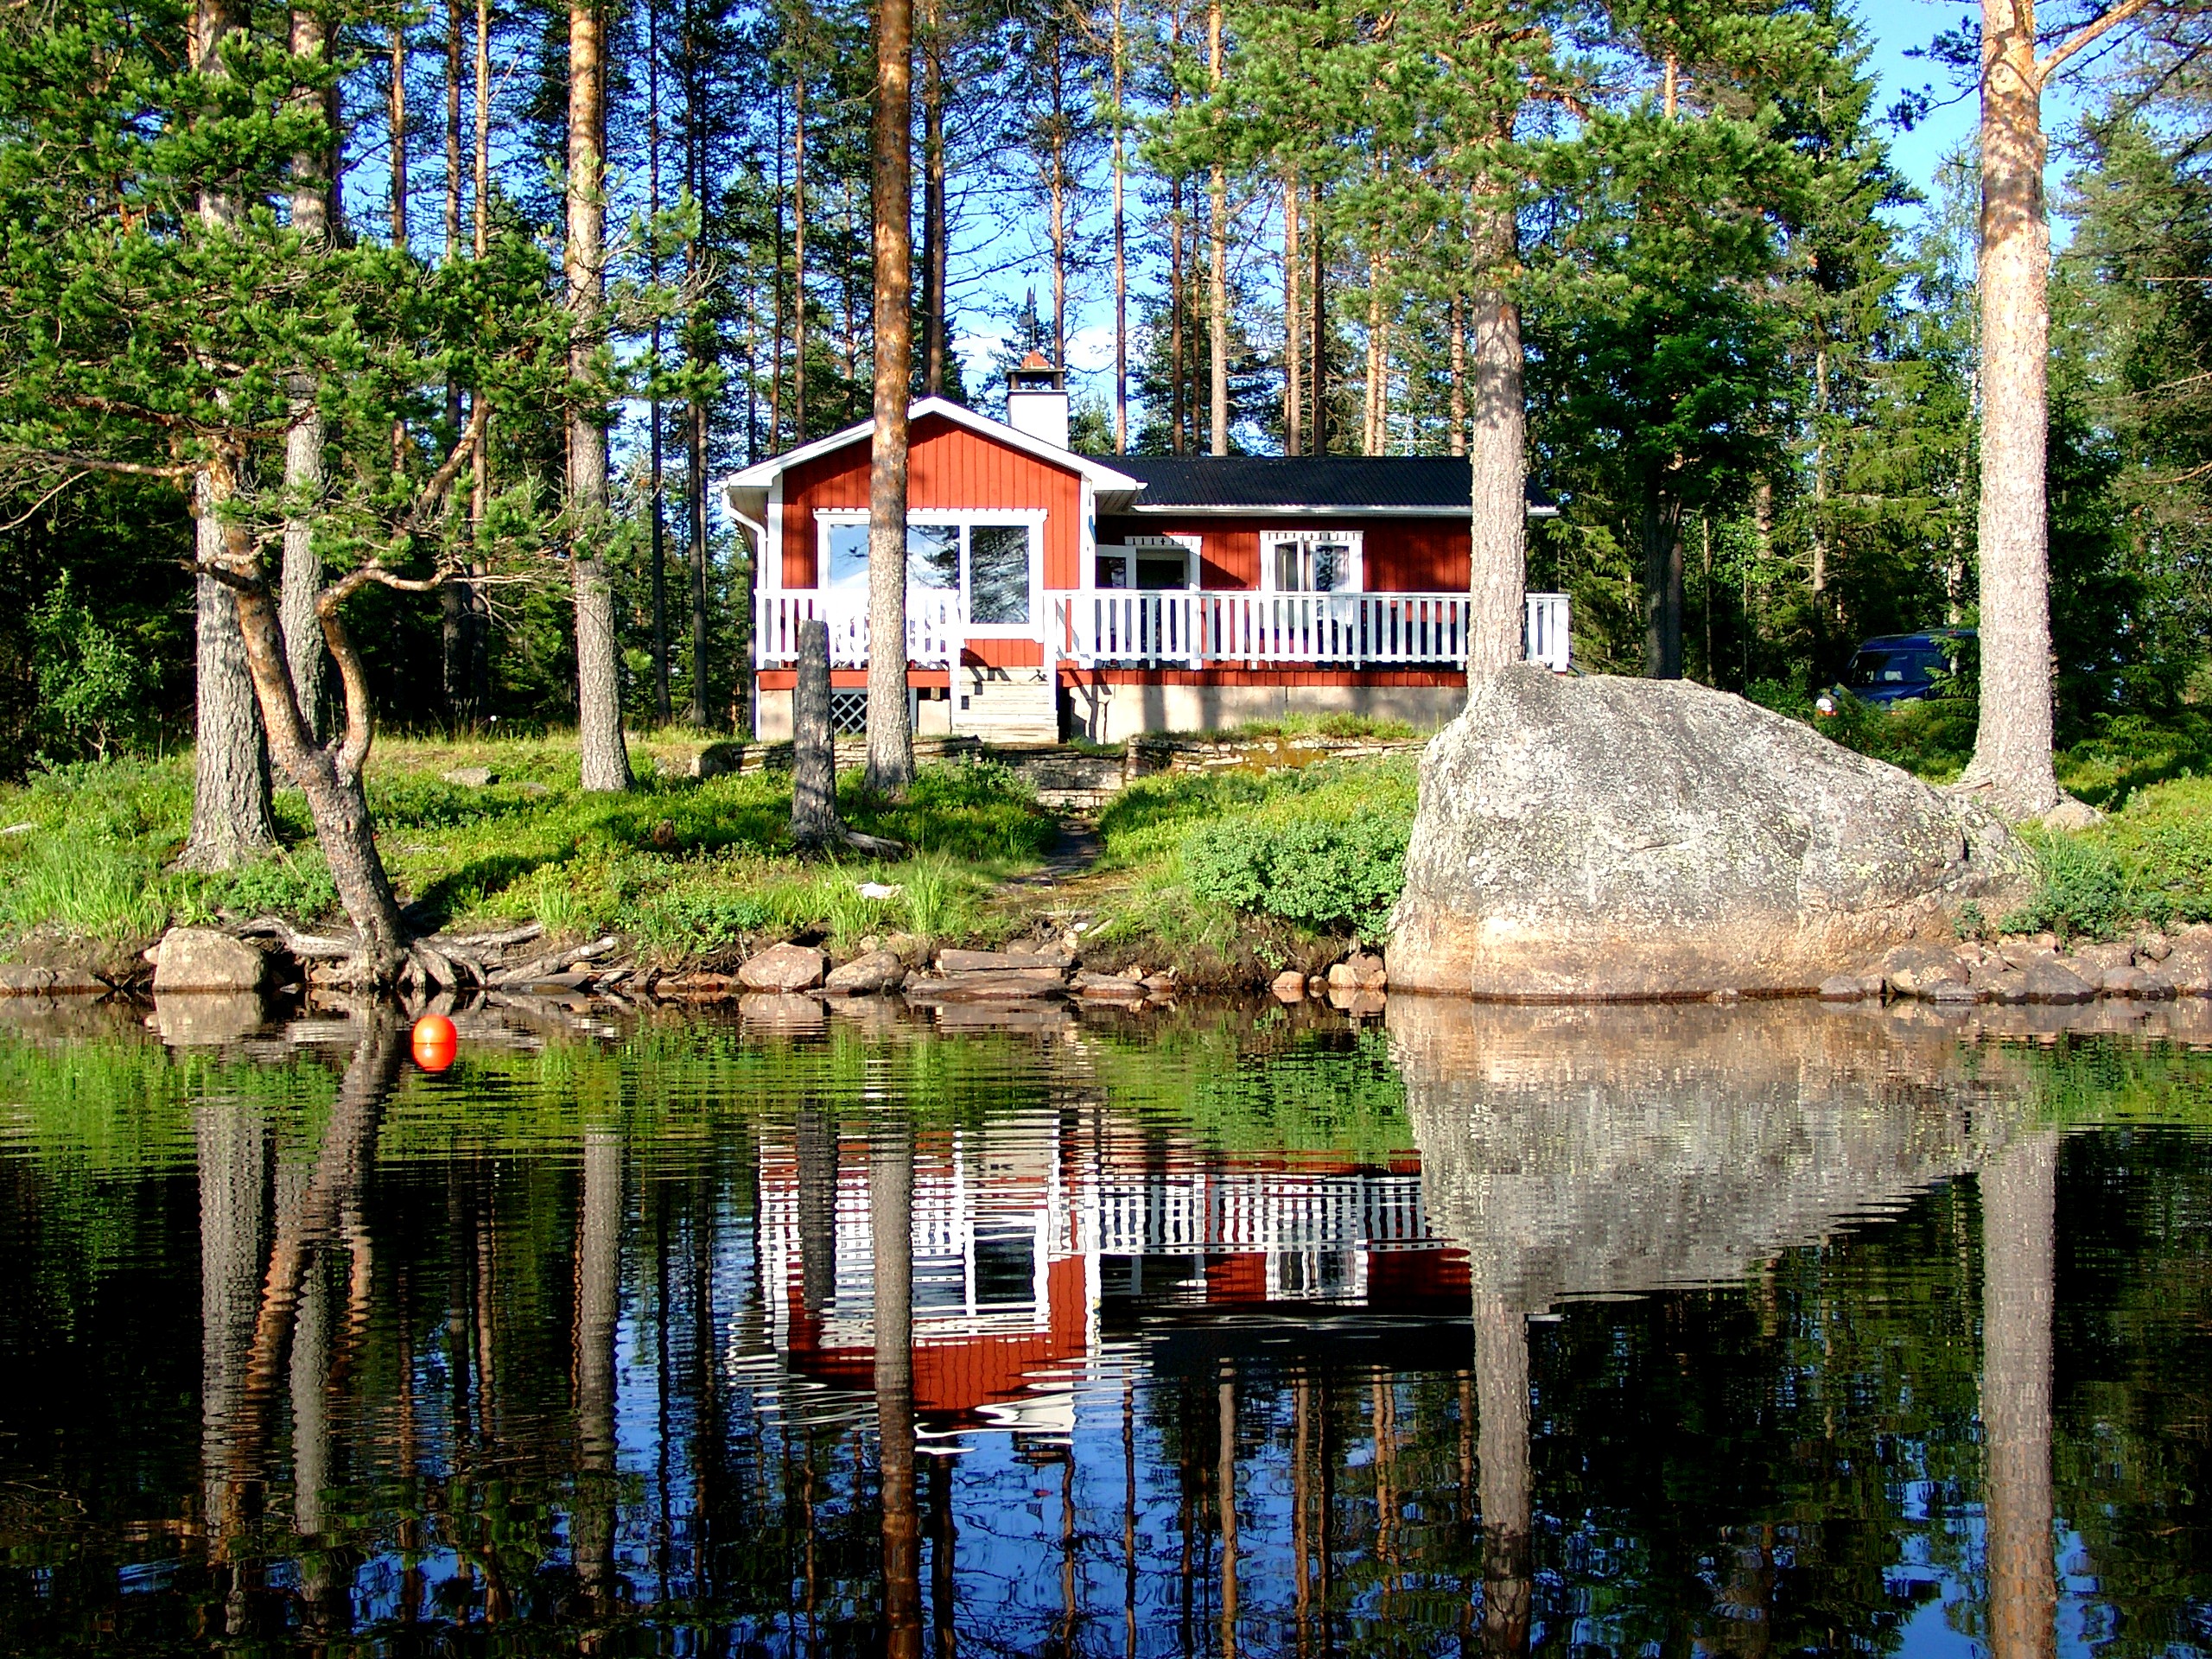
[909,523,959,590]
[826,522,870,587]
[969,524,1033,625]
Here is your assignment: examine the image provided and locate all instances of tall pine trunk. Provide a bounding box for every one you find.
[792,64,809,442]
[1642,486,1683,679]
[1205,0,1227,454]
[865,0,915,794]
[181,0,277,873]
[1962,0,2060,818]
[1465,196,1526,682]
[1283,171,1301,456]
[1309,188,1326,454]
[920,0,946,395]
[283,0,332,739]
[1111,0,1127,451]
[567,0,631,791]
[648,0,671,724]
[791,619,839,846]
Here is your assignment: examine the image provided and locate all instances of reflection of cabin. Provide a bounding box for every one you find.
[722,357,1566,745]
[751,1113,1462,1433]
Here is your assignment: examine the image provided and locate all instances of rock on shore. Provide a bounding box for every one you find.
[1386,667,2031,999]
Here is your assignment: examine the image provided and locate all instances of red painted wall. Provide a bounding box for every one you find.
[779,411,1085,589]
[1096,514,1470,593]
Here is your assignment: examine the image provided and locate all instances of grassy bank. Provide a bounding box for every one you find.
[0,734,1058,963]
[7,697,2209,981]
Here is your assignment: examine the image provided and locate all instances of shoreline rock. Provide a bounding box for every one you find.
[1387,668,2031,1000]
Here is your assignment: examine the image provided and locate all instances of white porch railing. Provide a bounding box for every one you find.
[1056,590,1572,671]
[754,588,963,668]
[753,588,1572,672]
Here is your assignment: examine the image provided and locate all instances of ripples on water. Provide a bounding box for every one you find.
[0,994,2207,1656]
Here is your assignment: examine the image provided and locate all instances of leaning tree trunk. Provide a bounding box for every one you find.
[1465,191,1527,683]
[864,0,915,796]
[791,618,841,849]
[181,0,277,874]
[1961,0,2061,819]
[567,0,632,792]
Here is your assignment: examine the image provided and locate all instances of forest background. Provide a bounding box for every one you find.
[0,0,2205,777]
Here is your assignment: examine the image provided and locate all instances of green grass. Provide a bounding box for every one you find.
[0,735,1055,959]
[1078,755,1420,968]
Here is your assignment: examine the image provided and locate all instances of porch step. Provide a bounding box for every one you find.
[952,668,1060,745]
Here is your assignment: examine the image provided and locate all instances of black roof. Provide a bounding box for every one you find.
[1088,454,1556,513]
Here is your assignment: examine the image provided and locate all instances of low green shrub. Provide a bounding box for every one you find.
[2001,830,2142,940]
[1184,814,1409,940]
[216,848,340,920]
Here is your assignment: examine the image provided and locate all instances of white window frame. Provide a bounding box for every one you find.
[816,508,1047,638]
[1094,532,1198,592]
[1259,527,1364,594]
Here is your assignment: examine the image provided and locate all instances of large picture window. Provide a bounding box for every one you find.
[817,512,1039,631]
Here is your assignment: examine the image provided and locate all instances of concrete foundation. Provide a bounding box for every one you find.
[753,675,1466,744]
[752,686,953,742]
[1063,679,1466,743]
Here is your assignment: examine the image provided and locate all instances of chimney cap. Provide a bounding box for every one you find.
[1007,353,1065,392]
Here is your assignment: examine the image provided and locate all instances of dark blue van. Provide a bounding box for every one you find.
[1840,630,1974,706]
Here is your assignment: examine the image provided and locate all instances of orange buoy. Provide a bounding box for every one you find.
[411,1013,459,1072]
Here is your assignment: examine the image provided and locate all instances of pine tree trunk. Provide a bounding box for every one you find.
[1170,175,1187,454]
[568,0,631,791]
[793,69,809,442]
[1982,1134,2056,1659]
[690,399,714,729]
[1206,0,1227,455]
[1447,293,1465,457]
[389,22,407,247]
[1363,251,1384,455]
[1111,0,1127,451]
[865,0,915,796]
[791,619,840,847]
[284,1,332,741]
[181,0,278,874]
[1642,485,1683,679]
[1283,170,1301,456]
[873,1120,923,1659]
[1465,200,1526,682]
[647,0,671,726]
[920,0,946,395]
[1474,1291,1532,1657]
[1962,0,2060,818]
[1310,190,1326,454]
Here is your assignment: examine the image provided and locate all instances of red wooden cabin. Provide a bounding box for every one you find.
[722,361,1566,743]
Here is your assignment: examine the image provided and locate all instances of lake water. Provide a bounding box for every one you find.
[0,992,2209,1656]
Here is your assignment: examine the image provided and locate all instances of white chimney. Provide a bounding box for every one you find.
[1006,352,1069,448]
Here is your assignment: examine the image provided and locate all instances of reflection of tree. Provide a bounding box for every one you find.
[1475,1293,1531,1657]
[1983,1134,2057,1659]
[874,1116,921,1659]
[196,1091,265,1617]
[574,1124,622,1618]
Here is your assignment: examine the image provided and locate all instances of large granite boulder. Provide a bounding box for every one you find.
[1386,667,2029,999]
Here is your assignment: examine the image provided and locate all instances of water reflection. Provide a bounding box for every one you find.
[0,996,2204,1654]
